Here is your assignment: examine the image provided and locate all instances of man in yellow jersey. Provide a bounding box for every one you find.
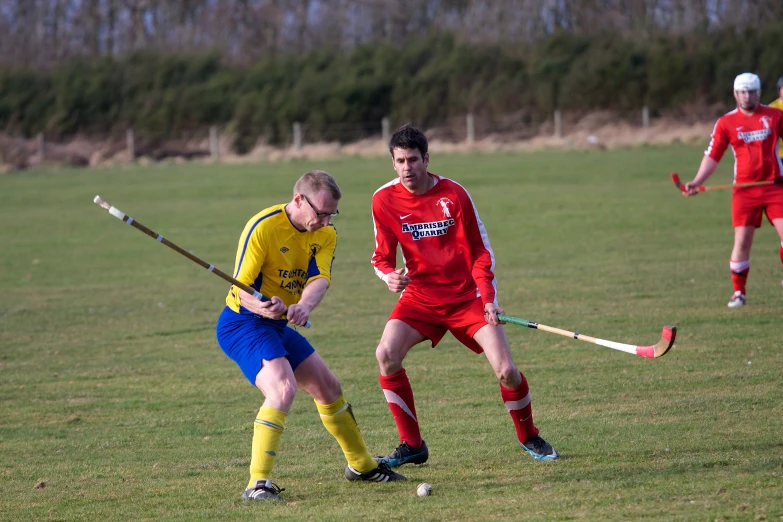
[216,170,405,502]
[770,76,783,112]
[770,77,783,168]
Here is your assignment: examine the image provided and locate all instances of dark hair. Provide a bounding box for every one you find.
[778,77,783,90]
[389,124,428,157]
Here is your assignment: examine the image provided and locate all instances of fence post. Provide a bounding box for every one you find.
[37,133,45,162]
[126,128,136,163]
[466,113,475,144]
[293,122,303,150]
[381,117,390,144]
[642,106,650,129]
[209,126,219,159]
[554,110,563,138]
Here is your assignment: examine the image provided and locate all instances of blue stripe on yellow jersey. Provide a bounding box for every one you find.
[225,203,337,313]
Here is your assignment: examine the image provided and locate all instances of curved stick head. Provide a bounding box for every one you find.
[670,173,686,193]
[654,325,676,357]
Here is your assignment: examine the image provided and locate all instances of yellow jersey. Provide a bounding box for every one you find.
[770,98,783,149]
[225,204,336,313]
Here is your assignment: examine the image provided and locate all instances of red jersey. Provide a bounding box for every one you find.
[371,174,497,306]
[706,105,783,184]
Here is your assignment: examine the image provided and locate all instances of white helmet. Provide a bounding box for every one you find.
[733,72,761,92]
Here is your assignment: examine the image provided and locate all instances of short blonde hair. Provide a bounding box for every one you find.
[294,170,341,200]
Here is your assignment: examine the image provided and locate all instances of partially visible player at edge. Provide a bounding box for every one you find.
[370,125,559,466]
[216,170,405,502]
[769,76,783,165]
[683,73,783,307]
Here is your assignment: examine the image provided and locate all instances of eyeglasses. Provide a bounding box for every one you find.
[302,194,339,218]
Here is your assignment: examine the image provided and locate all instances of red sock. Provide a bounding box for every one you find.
[379,368,422,448]
[731,270,748,294]
[500,372,539,444]
[729,259,750,294]
[779,243,783,268]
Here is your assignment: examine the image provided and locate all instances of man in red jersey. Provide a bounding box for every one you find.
[370,125,558,465]
[683,73,783,307]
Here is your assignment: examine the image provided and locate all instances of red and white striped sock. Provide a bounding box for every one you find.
[500,372,539,444]
[730,259,750,294]
[379,368,423,448]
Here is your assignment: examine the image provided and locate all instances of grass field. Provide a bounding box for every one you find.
[1,144,782,521]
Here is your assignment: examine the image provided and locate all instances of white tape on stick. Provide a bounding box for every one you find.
[108,206,126,220]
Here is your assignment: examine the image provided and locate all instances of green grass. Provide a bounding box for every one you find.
[1,144,782,521]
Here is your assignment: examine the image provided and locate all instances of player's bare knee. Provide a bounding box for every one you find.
[376,343,403,374]
[295,362,343,404]
[497,365,521,388]
[278,381,298,404]
[258,378,298,409]
[312,374,342,405]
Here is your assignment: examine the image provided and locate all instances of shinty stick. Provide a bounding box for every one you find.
[498,314,675,358]
[93,195,310,328]
[671,172,783,193]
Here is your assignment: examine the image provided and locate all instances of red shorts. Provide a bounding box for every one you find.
[388,295,488,354]
[732,186,783,228]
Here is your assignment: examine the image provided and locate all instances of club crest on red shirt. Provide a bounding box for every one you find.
[436,197,454,218]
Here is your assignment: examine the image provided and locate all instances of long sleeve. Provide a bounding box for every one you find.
[461,190,497,305]
[371,198,399,281]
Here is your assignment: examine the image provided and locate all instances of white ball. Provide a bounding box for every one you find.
[416,482,432,497]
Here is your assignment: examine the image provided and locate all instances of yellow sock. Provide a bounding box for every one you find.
[248,406,287,489]
[315,395,377,473]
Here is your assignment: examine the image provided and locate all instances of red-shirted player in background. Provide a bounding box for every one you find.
[683,73,783,308]
[370,125,558,465]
